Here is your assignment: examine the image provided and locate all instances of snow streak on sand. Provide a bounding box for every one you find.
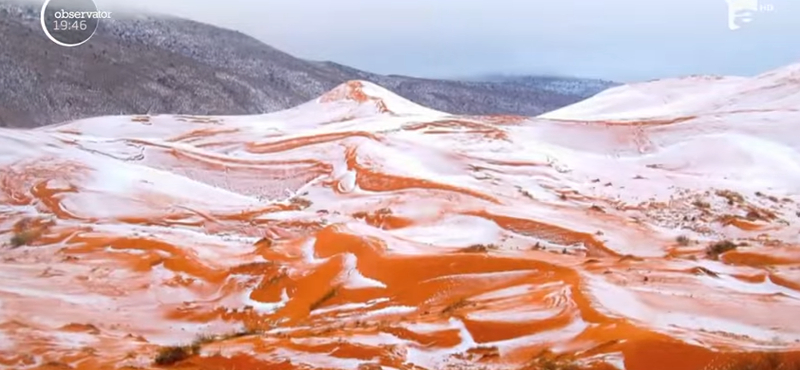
[2,72,800,370]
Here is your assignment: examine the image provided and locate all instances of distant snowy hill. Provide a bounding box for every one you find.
[540,63,800,121]
[477,74,620,98]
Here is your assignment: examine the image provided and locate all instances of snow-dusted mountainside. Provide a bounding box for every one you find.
[0,1,614,128]
[477,74,621,97]
[1,68,800,370]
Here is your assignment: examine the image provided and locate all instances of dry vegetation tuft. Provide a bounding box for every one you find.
[6,218,47,248]
[9,230,36,248]
[588,205,605,213]
[715,189,745,205]
[523,350,581,370]
[356,364,384,370]
[154,329,262,365]
[744,207,776,221]
[459,244,498,253]
[441,298,474,315]
[706,240,738,259]
[289,196,312,209]
[691,266,719,278]
[375,207,393,216]
[517,187,535,199]
[154,344,198,365]
[309,288,338,311]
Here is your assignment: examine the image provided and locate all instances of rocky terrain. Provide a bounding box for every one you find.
[0,1,617,128]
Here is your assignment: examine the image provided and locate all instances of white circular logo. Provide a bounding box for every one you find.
[40,0,112,47]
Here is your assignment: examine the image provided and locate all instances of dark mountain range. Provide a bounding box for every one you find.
[0,1,618,128]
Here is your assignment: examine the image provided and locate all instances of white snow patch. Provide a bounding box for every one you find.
[401,321,458,334]
[345,332,406,347]
[471,284,537,300]
[240,287,290,314]
[405,318,477,369]
[361,306,417,317]
[487,318,588,354]
[387,215,503,247]
[585,276,800,344]
[465,307,562,323]
[337,253,386,289]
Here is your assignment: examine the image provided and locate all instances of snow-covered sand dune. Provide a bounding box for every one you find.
[1,71,800,370]
[541,63,800,120]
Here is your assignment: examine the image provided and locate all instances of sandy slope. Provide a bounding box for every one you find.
[540,63,800,121]
[1,72,800,370]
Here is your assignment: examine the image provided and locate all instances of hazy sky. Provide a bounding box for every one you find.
[93,0,799,82]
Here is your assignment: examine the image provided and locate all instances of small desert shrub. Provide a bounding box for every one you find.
[745,210,762,220]
[459,244,497,253]
[357,364,383,370]
[40,362,72,369]
[676,235,691,246]
[191,334,217,347]
[692,266,719,277]
[706,240,738,259]
[309,288,338,311]
[518,187,535,199]
[154,344,197,365]
[715,190,744,205]
[254,237,273,248]
[745,208,776,221]
[223,329,260,339]
[155,331,254,365]
[589,205,605,213]
[9,230,36,248]
[618,254,644,262]
[525,351,581,370]
[441,298,472,314]
[189,329,260,347]
[290,197,312,208]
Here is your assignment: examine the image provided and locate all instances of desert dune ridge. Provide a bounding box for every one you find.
[2,70,800,370]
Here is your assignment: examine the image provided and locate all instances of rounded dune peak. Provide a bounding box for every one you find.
[316,80,447,117]
[318,80,375,104]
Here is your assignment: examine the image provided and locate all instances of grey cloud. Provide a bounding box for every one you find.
[73,0,800,81]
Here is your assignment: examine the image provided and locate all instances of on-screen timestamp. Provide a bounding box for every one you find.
[52,19,89,31]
